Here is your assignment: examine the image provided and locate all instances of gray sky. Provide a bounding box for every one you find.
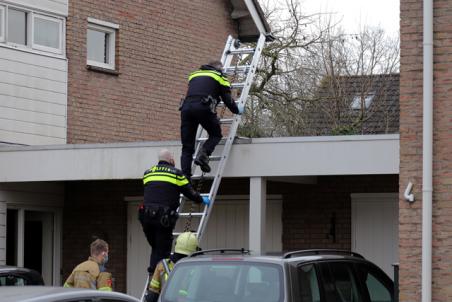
[300,0,400,36]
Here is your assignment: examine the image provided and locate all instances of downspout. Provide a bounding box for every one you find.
[422,0,433,301]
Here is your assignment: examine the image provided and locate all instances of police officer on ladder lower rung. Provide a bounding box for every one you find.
[139,149,209,275]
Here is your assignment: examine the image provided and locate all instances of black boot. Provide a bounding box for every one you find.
[194,149,211,173]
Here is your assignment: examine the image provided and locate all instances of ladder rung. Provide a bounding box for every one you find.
[173,232,199,237]
[220,118,234,124]
[197,137,226,143]
[228,48,255,55]
[209,155,222,161]
[191,174,214,180]
[231,82,246,89]
[223,66,250,74]
[179,212,204,217]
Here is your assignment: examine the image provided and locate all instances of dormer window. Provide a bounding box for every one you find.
[351,93,375,110]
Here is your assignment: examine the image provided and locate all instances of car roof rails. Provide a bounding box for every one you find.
[189,248,251,257]
[282,249,365,259]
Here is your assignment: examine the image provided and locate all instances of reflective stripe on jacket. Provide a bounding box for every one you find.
[149,258,174,294]
[143,161,203,209]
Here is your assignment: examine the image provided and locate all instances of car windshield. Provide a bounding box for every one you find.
[161,261,284,302]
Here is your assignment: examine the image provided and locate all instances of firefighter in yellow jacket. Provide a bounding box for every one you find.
[64,239,112,291]
[144,232,199,302]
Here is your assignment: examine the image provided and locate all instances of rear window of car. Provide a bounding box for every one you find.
[0,274,28,286]
[161,261,284,302]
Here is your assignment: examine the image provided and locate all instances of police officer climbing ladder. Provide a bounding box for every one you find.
[176,33,267,241]
[140,33,266,302]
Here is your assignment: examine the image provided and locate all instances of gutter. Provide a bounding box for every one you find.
[422,0,433,301]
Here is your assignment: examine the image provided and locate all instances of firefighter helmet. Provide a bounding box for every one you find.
[175,232,198,256]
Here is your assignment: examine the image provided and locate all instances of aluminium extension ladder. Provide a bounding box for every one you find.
[140,33,266,301]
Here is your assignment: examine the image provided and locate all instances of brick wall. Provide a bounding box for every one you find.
[62,180,141,292]
[67,0,236,143]
[280,175,398,251]
[399,0,452,301]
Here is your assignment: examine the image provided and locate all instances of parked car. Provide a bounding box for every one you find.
[0,266,44,286]
[159,249,394,302]
[0,286,140,302]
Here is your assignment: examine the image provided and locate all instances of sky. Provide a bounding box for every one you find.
[299,0,399,36]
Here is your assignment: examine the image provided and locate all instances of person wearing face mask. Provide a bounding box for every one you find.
[139,149,209,275]
[64,239,113,291]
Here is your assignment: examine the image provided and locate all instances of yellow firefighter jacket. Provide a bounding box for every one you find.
[149,258,174,294]
[64,257,112,291]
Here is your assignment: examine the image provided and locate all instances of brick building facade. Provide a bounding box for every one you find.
[400,0,452,301]
[67,0,236,143]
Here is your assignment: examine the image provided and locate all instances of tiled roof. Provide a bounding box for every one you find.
[303,74,399,136]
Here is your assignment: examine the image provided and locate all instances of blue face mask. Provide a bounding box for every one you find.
[102,254,109,265]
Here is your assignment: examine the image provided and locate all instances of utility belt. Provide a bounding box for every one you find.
[180,95,218,113]
[139,204,179,228]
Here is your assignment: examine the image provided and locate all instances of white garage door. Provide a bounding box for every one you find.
[126,195,282,298]
[351,193,398,279]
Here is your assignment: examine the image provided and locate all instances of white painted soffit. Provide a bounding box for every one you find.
[0,134,399,182]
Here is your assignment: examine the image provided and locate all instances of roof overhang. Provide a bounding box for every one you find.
[230,0,273,42]
[0,135,399,182]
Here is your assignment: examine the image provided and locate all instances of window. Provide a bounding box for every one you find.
[0,6,5,42]
[87,18,118,70]
[298,264,321,302]
[355,264,393,302]
[8,8,27,45]
[0,4,64,54]
[33,14,62,52]
[351,93,375,110]
[319,262,363,302]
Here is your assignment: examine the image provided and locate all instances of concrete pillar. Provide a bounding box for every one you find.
[249,177,266,254]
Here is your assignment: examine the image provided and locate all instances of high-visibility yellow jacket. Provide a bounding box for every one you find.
[64,257,112,291]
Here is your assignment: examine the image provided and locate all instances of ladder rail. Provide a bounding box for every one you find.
[197,34,266,240]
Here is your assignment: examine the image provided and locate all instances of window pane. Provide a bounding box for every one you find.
[298,264,321,302]
[356,264,392,302]
[8,8,27,45]
[328,263,362,302]
[87,28,108,63]
[0,8,4,40]
[34,16,60,49]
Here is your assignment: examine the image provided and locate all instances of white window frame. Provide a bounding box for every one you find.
[5,5,31,48]
[0,3,65,57]
[0,5,5,43]
[351,93,375,110]
[31,13,64,54]
[87,18,118,70]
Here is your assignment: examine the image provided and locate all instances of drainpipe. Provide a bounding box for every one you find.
[422,0,433,301]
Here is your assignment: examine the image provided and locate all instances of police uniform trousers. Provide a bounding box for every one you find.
[180,98,222,176]
[139,207,175,273]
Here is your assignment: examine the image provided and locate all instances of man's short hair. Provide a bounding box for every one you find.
[208,60,223,70]
[90,239,108,256]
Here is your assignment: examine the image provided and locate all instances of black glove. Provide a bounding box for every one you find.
[144,290,160,302]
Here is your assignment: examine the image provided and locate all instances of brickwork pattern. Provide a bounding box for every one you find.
[62,180,142,292]
[399,0,452,301]
[281,175,398,251]
[67,0,236,143]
